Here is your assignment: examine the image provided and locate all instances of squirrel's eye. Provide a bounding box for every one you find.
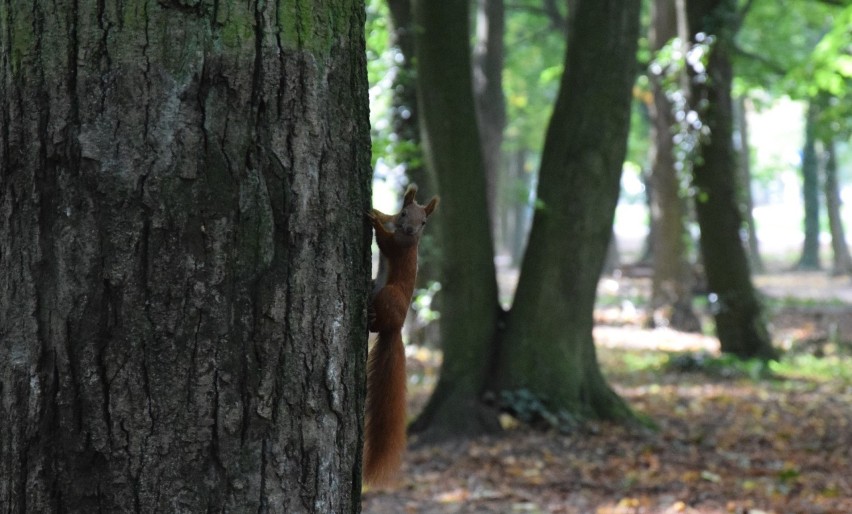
[400,211,407,217]
[421,220,426,225]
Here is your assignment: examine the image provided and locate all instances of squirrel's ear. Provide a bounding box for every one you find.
[402,183,418,206]
[424,196,439,217]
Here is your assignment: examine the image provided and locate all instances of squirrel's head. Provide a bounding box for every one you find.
[394,184,439,246]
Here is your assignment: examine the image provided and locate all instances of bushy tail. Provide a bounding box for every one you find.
[363,330,407,486]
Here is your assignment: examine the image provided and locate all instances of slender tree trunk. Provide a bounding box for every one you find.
[823,139,852,275]
[507,149,533,267]
[647,0,700,332]
[0,2,371,512]
[497,0,640,421]
[798,101,822,269]
[409,0,503,440]
[386,0,429,194]
[473,0,506,234]
[636,163,655,267]
[733,95,764,273]
[385,0,442,296]
[686,0,777,360]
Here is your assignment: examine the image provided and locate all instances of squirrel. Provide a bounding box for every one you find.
[363,184,438,487]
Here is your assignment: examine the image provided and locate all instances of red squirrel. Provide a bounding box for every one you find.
[364,184,438,486]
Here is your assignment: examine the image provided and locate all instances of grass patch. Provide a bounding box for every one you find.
[770,353,852,385]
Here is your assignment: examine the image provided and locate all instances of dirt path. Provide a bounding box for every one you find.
[754,271,852,304]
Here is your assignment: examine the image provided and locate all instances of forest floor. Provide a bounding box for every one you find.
[361,271,852,514]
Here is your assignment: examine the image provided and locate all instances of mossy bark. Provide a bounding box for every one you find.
[686,0,777,360]
[497,0,641,422]
[0,1,371,512]
[408,0,503,440]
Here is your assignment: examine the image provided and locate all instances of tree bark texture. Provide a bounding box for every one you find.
[409,0,503,440]
[686,0,777,360]
[499,0,640,420]
[798,101,822,269]
[1,2,371,512]
[648,0,700,332]
[823,139,852,275]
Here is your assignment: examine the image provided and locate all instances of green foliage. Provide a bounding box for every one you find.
[497,388,580,432]
[665,352,772,380]
[662,348,852,385]
[736,0,851,135]
[365,0,396,171]
[649,33,714,181]
[502,9,565,153]
[770,354,852,385]
[620,351,669,374]
[412,281,442,323]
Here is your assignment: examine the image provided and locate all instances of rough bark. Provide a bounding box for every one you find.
[409,0,502,440]
[647,0,700,332]
[823,139,852,275]
[498,0,641,421]
[798,101,822,270]
[0,2,371,512]
[686,0,777,360]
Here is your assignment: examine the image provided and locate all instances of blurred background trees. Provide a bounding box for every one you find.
[366,0,852,438]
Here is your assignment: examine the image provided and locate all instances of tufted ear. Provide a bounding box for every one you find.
[424,196,439,217]
[402,183,418,207]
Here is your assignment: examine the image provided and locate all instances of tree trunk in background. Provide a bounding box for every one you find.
[0,2,371,512]
[798,101,822,270]
[409,0,502,440]
[473,0,507,235]
[823,139,852,275]
[636,164,655,266]
[385,0,442,292]
[733,96,764,273]
[506,149,533,267]
[648,0,700,332]
[497,0,640,421]
[386,0,429,195]
[686,0,777,360]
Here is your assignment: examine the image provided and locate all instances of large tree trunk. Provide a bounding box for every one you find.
[686,0,777,360]
[823,139,852,275]
[0,2,371,512]
[497,0,640,421]
[409,0,503,440]
[647,0,700,332]
[798,101,822,270]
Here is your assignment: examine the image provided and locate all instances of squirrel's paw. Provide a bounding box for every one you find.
[366,209,379,226]
[367,305,377,332]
